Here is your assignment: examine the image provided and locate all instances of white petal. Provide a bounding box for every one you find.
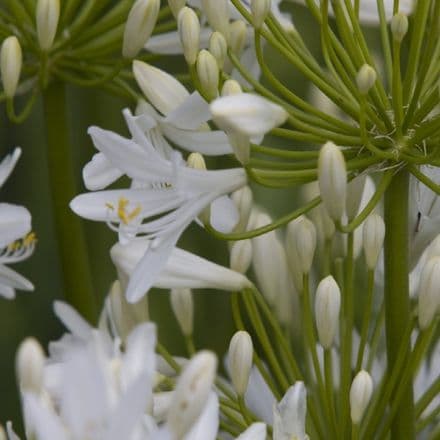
[210,195,239,233]
[0,147,21,188]
[183,393,219,440]
[6,421,21,440]
[0,203,31,247]
[0,264,33,293]
[83,152,123,190]
[237,422,267,440]
[245,366,275,424]
[53,301,93,339]
[164,92,211,129]
[145,27,211,54]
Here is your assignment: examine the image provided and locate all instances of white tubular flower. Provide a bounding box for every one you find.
[231,185,253,233]
[228,331,253,396]
[251,0,272,28]
[356,64,377,94]
[178,7,200,65]
[230,239,253,274]
[36,0,60,50]
[286,216,316,275]
[417,256,440,330]
[71,108,247,301]
[171,288,194,336]
[16,338,45,393]
[229,20,247,56]
[1,36,22,98]
[318,141,347,222]
[209,31,227,68]
[350,370,373,425]
[363,214,385,270]
[110,238,251,302]
[391,13,409,42]
[196,49,219,100]
[237,422,267,439]
[167,351,217,438]
[168,0,186,18]
[315,275,341,349]
[0,148,34,299]
[201,0,230,41]
[122,0,160,58]
[211,93,288,138]
[273,382,309,440]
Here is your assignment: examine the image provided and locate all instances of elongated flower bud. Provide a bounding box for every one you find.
[201,0,230,41]
[178,7,200,65]
[356,64,377,94]
[229,20,247,56]
[16,337,45,393]
[209,31,227,68]
[350,370,373,424]
[230,239,252,274]
[167,351,217,437]
[1,36,22,98]
[36,0,60,50]
[286,216,316,275]
[315,276,341,349]
[318,141,347,222]
[418,256,440,330]
[363,213,385,270]
[221,79,243,96]
[123,0,160,58]
[171,288,194,336]
[229,331,253,395]
[168,0,186,18]
[231,186,253,233]
[251,0,271,28]
[196,50,219,100]
[391,13,408,42]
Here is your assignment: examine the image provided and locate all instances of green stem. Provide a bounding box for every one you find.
[383,168,415,439]
[43,82,97,323]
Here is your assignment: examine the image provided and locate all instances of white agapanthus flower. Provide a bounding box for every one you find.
[70,108,247,302]
[0,147,34,298]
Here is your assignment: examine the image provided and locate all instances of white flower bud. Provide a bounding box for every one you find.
[196,49,219,100]
[187,152,206,170]
[286,216,316,275]
[209,31,227,69]
[221,79,243,96]
[178,7,200,65]
[229,20,247,56]
[391,13,408,43]
[0,36,22,98]
[418,256,440,330]
[36,0,60,50]
[230,239,252,274]
[228,131,250,165]
[168,0,186,18]
[350,370,373,424]
[346,175,367,221]
[363,213,385,270]
[356,64,377,94]
[251,0,271,28]
[228,331,253,395]
[167,351,217,437]
[16,337,45,393]
[318,141,347,221]
[171,288,194,336]
[211,93,288,138]
[231,186,253,232]
[201,0,230,41]
[123,0,160,58]
[315,276,341,349]
[0,425,6,440]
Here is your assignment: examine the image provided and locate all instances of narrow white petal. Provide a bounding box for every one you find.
[0,147,21,188]
[237,422,267,440]
[83,153,123,191]
[164,92,211,129]
[53,301,93,339]
[0,264,33,292]
[0,203,31,247]
[183,393,219,440]
[145,27,211,54]
[209,195,239,233]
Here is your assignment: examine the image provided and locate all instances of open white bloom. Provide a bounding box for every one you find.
[0,148,34,298]
[71,109,247,301]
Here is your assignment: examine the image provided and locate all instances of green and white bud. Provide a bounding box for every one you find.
[171,288,194,336]
[201,0,230,41]
[228,131,250,165]
[167,351,217,437]
[0,36,22,98]
[221,79,243,96]
[391,13,409,43]
[318,141,347,222]
[229,20,247,56]
[123,0,160,58]
[315,275,341,349]
[231,186,253,233]
[230,239,253,274]
[346,175,367,221]
[350,370,373,425]
[187,152,211,224]
[286,216,317,275]
[196,50,219,100]
[16,337,45,393]
[363,213,385,270]
[168,0,186,18]
[418,256,440,330]
[0,425,6,440]
[36,0,60,50]
[209,31,227,69]
[251,0,271,28]
[178,7,200,65]
[356,64,377,94]
[229,331,253,396]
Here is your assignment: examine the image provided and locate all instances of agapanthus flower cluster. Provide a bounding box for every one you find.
[1,0,440,439]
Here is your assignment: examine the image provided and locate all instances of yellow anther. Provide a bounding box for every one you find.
[23,232,37,246]
[117,197,141,225]
[105,202,115,210]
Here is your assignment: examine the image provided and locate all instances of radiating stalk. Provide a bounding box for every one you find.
[383,169,415,439]
[43,82,96,323]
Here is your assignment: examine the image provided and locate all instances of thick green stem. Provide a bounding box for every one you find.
[383,169,415,439]
[43,82,97,323]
